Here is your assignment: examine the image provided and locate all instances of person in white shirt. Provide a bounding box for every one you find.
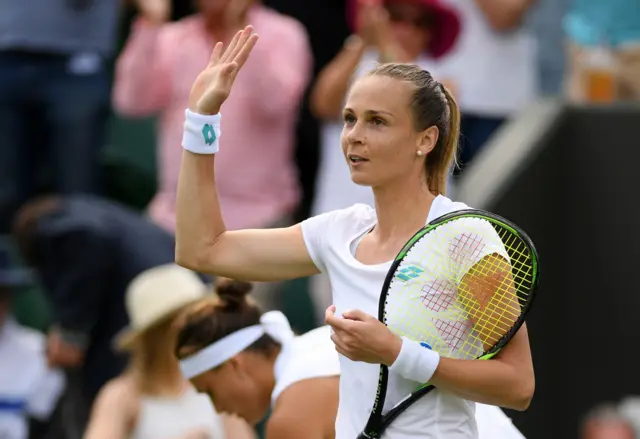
[175,278,340,439]
[174,27,534,438]
[82,264,255,439]
[438,0,538,177]
[175,279,526,439]
[0,264,65,439]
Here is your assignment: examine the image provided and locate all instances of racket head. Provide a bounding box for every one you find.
[380,209,539,361]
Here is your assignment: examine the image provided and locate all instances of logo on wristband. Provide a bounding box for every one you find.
[202,124,216,146]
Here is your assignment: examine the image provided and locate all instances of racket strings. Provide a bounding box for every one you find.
[455,223,534,353]
[449,231,519,352]
[385,217,535,360]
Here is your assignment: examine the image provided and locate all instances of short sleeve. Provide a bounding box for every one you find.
[300,204,373,274]
[300,212,335,273]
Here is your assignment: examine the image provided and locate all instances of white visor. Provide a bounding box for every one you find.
[179,310,294,379]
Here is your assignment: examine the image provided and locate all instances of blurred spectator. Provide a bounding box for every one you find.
[563,0,640,102]
[113,0,311,233]
[83,264,255,439]
[438,0,538,176]
[11,195,177,429]
[308,0,461,321]
[530,0,572,95]
[0,250,65,439]
[310,0,461,215]
[581,403,637,439]
[0,0,120,240]
[113,0,312,310]
[261,0,351,222]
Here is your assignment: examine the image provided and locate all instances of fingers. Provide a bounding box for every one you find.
[325,304,337,319]
[228,26,255,64]
[208,42,224,66]
[331,332,348,352]
[221,29,243,63]
[231,33,259,77]
[341,309,371,322]
[325,305,349,331]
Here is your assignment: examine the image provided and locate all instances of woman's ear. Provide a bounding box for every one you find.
[417,125,439,155]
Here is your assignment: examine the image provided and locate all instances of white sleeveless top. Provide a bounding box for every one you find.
[129,386,224,439]
[271,323,524,439]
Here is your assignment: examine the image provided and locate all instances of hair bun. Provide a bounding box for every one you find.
[215,278,253,310]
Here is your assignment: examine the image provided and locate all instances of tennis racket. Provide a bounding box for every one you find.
[357,209,539,439]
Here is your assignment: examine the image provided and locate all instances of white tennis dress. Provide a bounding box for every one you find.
[272,325,524,439]
[300,195,526,439]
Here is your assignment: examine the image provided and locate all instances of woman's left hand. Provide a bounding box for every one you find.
[325,305,402,366]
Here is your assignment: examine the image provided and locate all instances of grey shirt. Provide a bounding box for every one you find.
[0,0,121,57]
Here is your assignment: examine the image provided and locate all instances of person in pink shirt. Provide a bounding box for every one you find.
[113,0,312,237]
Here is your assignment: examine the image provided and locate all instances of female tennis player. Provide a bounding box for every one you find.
[175,278,340,439]
[83,265,255,439]
[175,279,525,439]
[175,26,534,438]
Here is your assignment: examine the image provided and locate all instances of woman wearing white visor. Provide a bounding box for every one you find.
[175,279,525,439]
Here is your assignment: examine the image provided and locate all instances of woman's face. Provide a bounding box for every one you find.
[190,352,272,425]
[385,2,431,59]
[341,75,438,187]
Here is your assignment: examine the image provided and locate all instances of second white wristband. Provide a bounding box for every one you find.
[182,109,222,155]
[388,337,441,384]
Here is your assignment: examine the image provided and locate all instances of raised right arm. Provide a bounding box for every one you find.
[175,153,318,281]
[175,27,320,282]
[309,35,366,120]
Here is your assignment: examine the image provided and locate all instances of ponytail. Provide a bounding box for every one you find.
[366,64,461,196]
[438,85,461,196]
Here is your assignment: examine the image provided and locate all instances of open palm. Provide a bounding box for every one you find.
[188,26,259,115]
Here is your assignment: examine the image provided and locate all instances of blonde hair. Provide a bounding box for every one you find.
[129,318,183,395]
[366,63,460,195]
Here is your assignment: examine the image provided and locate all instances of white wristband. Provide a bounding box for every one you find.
[182,109,222,155]
[388,337,440,384]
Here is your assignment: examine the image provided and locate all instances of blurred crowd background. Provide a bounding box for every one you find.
[1,0,639,438]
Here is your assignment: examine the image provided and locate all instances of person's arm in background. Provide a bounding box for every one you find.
[26,333,66,439]
[241,16,313,118]
[310,4,400,120]
[309,35,366,120]
[40,228,116,365]
[112,0,173,116]
[472,0,537,31]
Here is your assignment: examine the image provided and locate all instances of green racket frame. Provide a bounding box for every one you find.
[357,209,540,439]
